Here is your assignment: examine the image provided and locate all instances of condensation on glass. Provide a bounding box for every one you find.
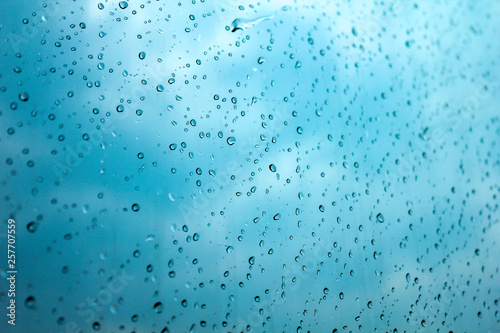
[0,0,499,332]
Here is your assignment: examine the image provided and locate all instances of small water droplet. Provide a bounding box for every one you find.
[27,222,38,233]
[19,92,29,102]
[154,302,164,314]
[25,296,36,309]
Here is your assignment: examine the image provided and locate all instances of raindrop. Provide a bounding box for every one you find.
[25,296,36,309]
[154,302,164,314]
[27,222,38,233]
[19,92,29,102]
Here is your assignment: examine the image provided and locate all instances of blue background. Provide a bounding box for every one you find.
[0,0,499,332]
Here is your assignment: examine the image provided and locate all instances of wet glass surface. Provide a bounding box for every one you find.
[0,1,499,332]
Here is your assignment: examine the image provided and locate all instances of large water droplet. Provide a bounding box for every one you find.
[230,14,274,32]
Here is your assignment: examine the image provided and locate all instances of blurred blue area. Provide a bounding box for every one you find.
[0,0,499,332]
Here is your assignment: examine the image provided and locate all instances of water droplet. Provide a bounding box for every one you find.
[25,296,36,309]
[154,302,164,314]
[376,213,385,223]
[27,222,38,233]
[119,1,128,9]
[19,92,29,102]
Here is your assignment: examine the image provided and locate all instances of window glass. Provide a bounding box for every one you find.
[0,1,499,332]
